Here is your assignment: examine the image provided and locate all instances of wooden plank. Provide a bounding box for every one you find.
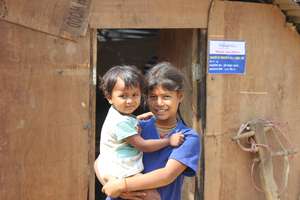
[194,29,207,200]
[286,10,300,17]
[90,0,211,28]
[0,20,90,200]
[274,0,298,5]
[0,0,92,39]
[159,29,199,200]
[253,122,279,200]
[205,1,300,200]
[88,29,97,200]
[276,3,300,11]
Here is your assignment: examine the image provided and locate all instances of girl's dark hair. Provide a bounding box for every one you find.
[99,65,144,97]
[146,62,185,93]
[146,62,186,124]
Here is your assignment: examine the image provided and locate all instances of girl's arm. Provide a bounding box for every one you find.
[94,156,161,200]
[126,133,184,152]
[102,159,187,198]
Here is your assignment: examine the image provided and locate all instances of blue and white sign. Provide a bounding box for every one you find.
[208,40,246,74]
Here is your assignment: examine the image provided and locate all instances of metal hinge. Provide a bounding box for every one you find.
[92,65,97,86]
[192,63,201,81]
[83,122,92,130]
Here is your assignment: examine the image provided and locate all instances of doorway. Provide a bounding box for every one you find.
[94,28,204,200]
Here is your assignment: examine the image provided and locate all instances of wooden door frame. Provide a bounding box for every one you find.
[88,29,97,200]
[89,28,207,200]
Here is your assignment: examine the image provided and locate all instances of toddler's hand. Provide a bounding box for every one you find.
[135,125,141,134]
[169,132,184,147]
[136,112,153,120]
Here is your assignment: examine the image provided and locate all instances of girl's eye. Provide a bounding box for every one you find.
[163,95,171,99]
[119,95,126,98]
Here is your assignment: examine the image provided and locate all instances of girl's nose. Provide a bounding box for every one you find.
[157,97,164,106]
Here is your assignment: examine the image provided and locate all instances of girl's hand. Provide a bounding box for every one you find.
[136,112,153,120]
[119,189,161,200]
[169,132,184,147]
[102,178,125,198]
[143,189,161,200]
[119,191,146,200]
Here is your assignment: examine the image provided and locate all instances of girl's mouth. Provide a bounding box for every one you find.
[156,109,167,114]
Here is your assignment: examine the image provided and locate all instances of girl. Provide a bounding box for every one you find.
[96,65,184,187]
[98,62,201,200]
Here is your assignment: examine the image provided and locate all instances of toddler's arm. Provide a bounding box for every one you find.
[126,132,184,152]
[136,112,153,120]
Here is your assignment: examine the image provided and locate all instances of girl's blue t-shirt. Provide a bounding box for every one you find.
[105,117,201,200]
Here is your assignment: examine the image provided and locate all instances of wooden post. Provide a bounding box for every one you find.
[253,122,280,200]
[194,28,207,200]
[88,29,97,200]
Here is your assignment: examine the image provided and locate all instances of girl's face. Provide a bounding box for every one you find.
[107,77,141,114]
[147,85,183,125]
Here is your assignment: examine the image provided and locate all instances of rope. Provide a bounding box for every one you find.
[233,119,297,196]
[250,158,264,193]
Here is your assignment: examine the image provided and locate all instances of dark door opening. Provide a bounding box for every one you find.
[95,29,160,199]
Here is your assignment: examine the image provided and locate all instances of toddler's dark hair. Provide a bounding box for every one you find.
[146,62,185,93]
[99,65,144,97]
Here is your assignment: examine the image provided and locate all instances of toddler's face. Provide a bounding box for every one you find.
[107,77,141,114]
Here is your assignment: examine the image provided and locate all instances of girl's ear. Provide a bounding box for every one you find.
[178,91,184,102]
